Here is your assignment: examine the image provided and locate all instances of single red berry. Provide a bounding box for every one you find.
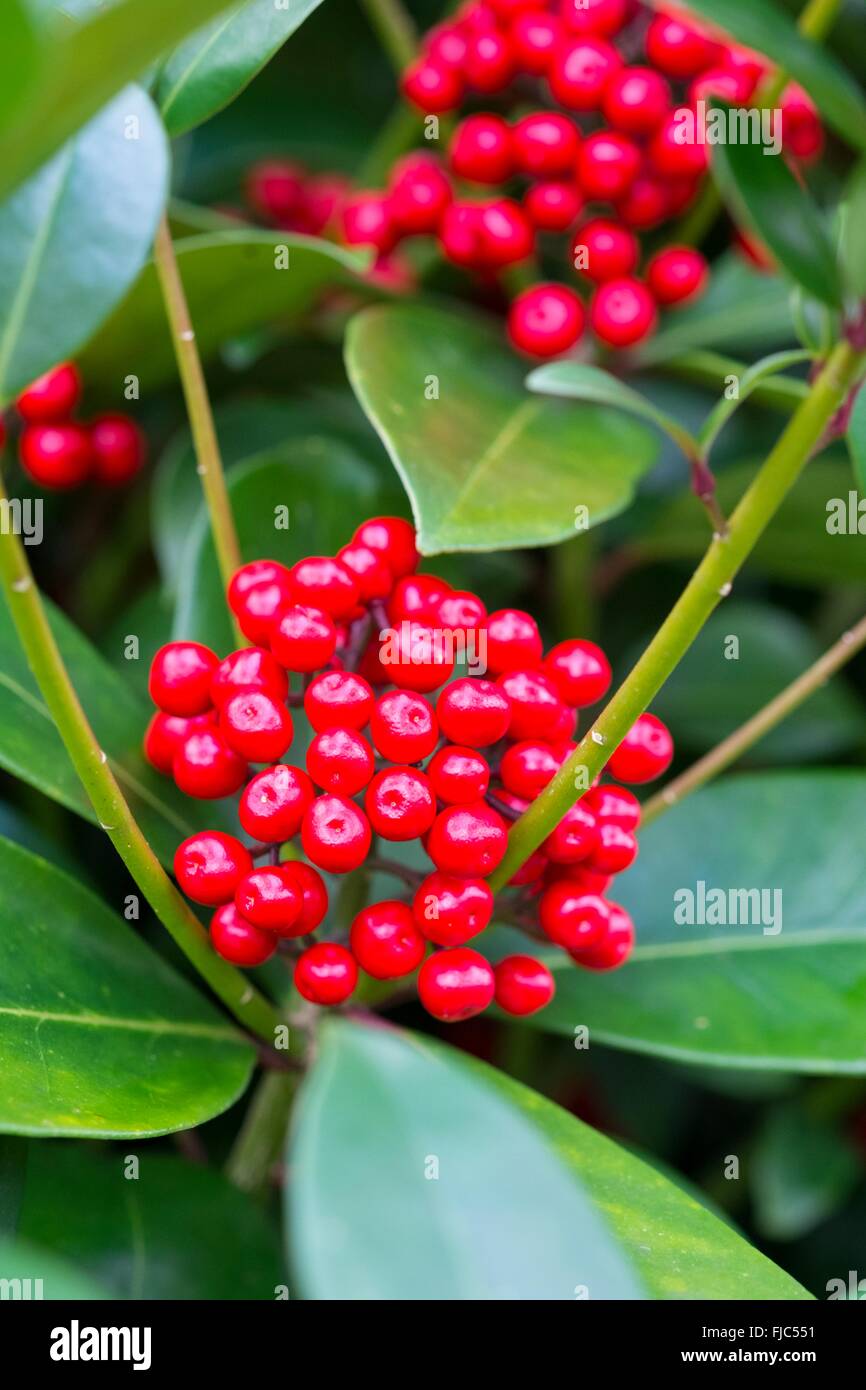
[583,782,640,829]
[524,181,583,232]
[19,423,92,489]
[543,638,611,706]
[350,900,427,979]
[603,66,670,134]
[173,728,247,799]
[341,192,396,253]
[577,131,640,201]
[572,218,638,284]
[494,955,555,1015]
[477,198,535,268]
[645,13,718,79]
[450,113,514,184]
[539,883,609,951]
[548,37,622,111]
[544,800,598,864]
[336,543,393,602]
[301,793,372,873]
[508,283,584,358]
[560,0,626,36]
[365,765,436,840]
[439,201,488,270]
[353,516,418,578]
[412,873,494,946]
[513,112,580,177]
[211,647,288,708]
[307,726,374,795]
[438,589,487,633]
[289,556,359,619]
[270,604,337,672]
[436,677,511,748]
[380,621,456,694]
[282,861,329,932]
[426,801,508,877]
[234,579,293,647]
[16,362,82,423]
[211,903,277,966]
[781,83,823,163]
[511,12,562,72]
[388,574,451,624]
[401,58,464,113]
[174,831,252,906]
[388,153,453,235]
[500,739,561,798]
[304,670,374,732]
[571,901,634,969]
[370,689,438,762]
[89,414,146,485]
[228,559,293,612]
[143,710,215,774]
[497,669,567,740]
[688,63,754,106]
[615,174,669,230]
[239,763,315,842]
[294,942,358,1005]
[220,690,293,763]
[149,641,218,716]
[301,173,350,234]
[464,28,515,92]
[646,246,708,306]
[509,845,549,886]
[484,608,542,673]
[607,711,673,783]
[590,277,657,348]
[587,821,638,874]
[547,862,611,896]
[418,947,495,1021]
[425,22,469,70]
[235,866,303,935]
[245,159,305,224]
[648,109,709,179]
[428,746,490,804]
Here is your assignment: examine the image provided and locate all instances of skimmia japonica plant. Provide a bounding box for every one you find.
[0,0,864,1309]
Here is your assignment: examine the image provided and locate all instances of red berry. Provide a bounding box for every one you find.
[388,574,451,624]
[353,516,418,577]
[149,641,218,716]
[365,766,436,840]
[539,883,609,951]
[616,174,669,230]
[436,677,511,748]
[511,12,562,72]
[307,726,374,795]
[425,23,469,70]
[239,763,315,842]
[572,218,638,284]
[173,728,247,799]
[544,800,598,864]
[440,202,488,269]
[336,543,392,602]
[143,710,215,774]
[174,831,252,906]
[220,690,293,763]
[228,559,292,613]
[543,638,611,706]
[494,954,555,1015]
[426,801,508,877]
[781,83,823,163]
[645,13,718,79]
[648,108,708,179]
[577,131,640,200]
[560,0,626,37]
[646,246,708,306]
[301,173,350,234]
[245,159,305,224]
[341,192,396,253]
[282,861,329,932]
[235,866,303,935]
[438,589,487,633]
[294,942,358,1005]
[583,782,640,829]
[524,181,583,232]
[211,903,277,966]
[388,154,453,236]
[603,66,670,134]
[270,604,337,672]
[571,902,634,969]
[304,670,374,732]
[497,669,566,740]
[350,900,426,979]
[211,647,288,708]
[234,579,293,647]
[484,608,542,673]
[380,620,456,694]
[289,556,359,619]
[89,413,146,485]
[587,820,637,874]
[402,58,464,113]
[301,793,372,873]
[16,362,82,423]
[428,745,490,804]
[500,739,561,798]
[513,112,580,177]
[590,277,657,347]
[19,423,92,489]
[477,199,535,268]
[508,283,584,358]
[418,947,495,1021]
[548,38,621,111]
[370,689,438,762]
[464,28,515,92]
[688,64,754,106]
[412,873,494,946]
[607,711,673,783]
[450,114,514,184]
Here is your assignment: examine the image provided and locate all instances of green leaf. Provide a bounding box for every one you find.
[712,135,842,308]
[0,1138,26,1237]
[0,1234,109,1299]
[528,360,700,459]
[79,231,369,393]
[346,304,658,554]
[0,1,40,132]
[697,350,813,456]
[682,0,866,152]
[0,0,240,202]
[750,1103,860,1240]
[19,1146,282,1298]
[840,160,866,299]
[288,1019,810,1299]
[528,772,866,1072]
[0,835,253,1136]
[0,592,235,866]
[847,380,866,494]
[0,85,168,404]
[157,0,326,138]
[645,600,864,761]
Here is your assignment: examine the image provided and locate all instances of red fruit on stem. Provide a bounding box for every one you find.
[210,647,289,708]
[494,955,555,1015]
[401,59,464,114]
[548,38,622,111]
[304,669,375,731]
[365,766,437,840]
[500,740,561,798]
[560,0,627,38]
[370,689,438,762]
[649,109,709,179]
[388,153,453,234]
[645,13,719,79]
[497,668,567,740]
[438,589,487,632]
[539,884,610,951]
[602,66,670,134]
[436,677,511,748]
[587,820,638,874]
[412,873,494,946]
[353,516,418,577]
[543,638,611,706]
[336,542,393,601]
[464,29,515,93]
[572,218,638,284]
[174,831,253,906]
[228,559,292,612]
[234,580,293,647]
[426,801,508,877]
[524,181,583,232]
[301,793,372,873]
[306,726,375,795]
[590,277,658,348]
[289,555,360,619]
[19,423,93,489]
[245,159,305,223]
[512,112,580,178]
[173,729,247,799]
[220,690,293,763]
[646,246,708,305]
[508,283,585,358]
[544,800,598,864]
[583,782,640,829]
[511,12,562,73]
[484,608,543,673]
[577,131,641,200]
[388,574,451,624]
[16,362,82,423]
[149,641,218,716]
[89,414,146,485]
[270,604,337,672]
[428,745,490,804]
[235,866,303,935]
[211,903,277,966]
[294,942,358,1005]
[450,113,514,184]
[571,902,634,969]
[282,861,329,932]
[380,620,456,694]
[350,900,426,979]
[418,947,495,1021]
[341,192,396,253]
[239,763,315,842]
[606,711,673,783]
[143,711,215,775]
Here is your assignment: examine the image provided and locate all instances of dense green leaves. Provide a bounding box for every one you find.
[0,836,253,1136]
[636,256,794,366]
[346,304,658,554]
[157,0,325,137]
[80,231,368,392]
[288,1020,810,1299]
[527,773,866,1071]
[0,85,168,403]
[19,1146,282,1297]
[0,1,40,131]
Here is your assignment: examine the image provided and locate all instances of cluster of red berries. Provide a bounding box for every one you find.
[145,515,673,1023]
[0,361,146,491]
[244,159,350,239]
[327,0,822,356]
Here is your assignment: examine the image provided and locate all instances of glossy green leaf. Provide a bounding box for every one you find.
[682,0,866,151]
[527,773,866,1071]
[0,85,168,404]
[847,379,866,494]
[289,1020,809,1299]
[0,0,239,202]
[20,1146,282,1298]
[0,1,40,132]
[0,592,235,865]
[0,1235,109,1299]
[841,160,866,300]
[528,360,700,458]
[750,1103,860,1240]
[157,0,325,137]
[80,231,369,392]
[636,256,795,366]
[345,304,659,554]
[0,836,253,1136]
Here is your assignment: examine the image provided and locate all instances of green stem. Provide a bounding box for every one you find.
[358,0,417,73]
[0,469,280,1043]
[657,351,810,414]
[225,1069,298,1198]
[641,609,866,826]
[489,338,865,891]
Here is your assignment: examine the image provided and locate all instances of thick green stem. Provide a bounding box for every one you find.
[641,611,866,825]
[0,470,280,1043]
[225,1069,298,1198]
[358,0,417,73]
[490,338,865,890]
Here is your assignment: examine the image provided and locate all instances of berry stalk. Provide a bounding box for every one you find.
[489,336,866,890]
[641,610,866,826]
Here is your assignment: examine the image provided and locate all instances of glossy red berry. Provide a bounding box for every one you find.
[572,218,638,284]
[440,201,488,269]
[19,423,92,489]
[270,604,337,672]
[294,942,358,1005]
[428,746,490,804]
[539,884,609,951]
[544,800,598,864]
[507,283,585,358]
[494,955,555,1015]
[607,711,673,783]
[388,574,451,624]
[587,820,638,874]
[282,861,329,932]
[543,638,611,706]
[211,647,288,709]
[603,66,670,134]
[645,13,718,79]
[341,192,396,253]
[381,620,456,694]
[524,181,583,232]
[583,782,640,829]
[228,559,293,613]
[388,154,453,234]
[500,739,561,798]
[436,677,511,748]
[426,801,508,877]
[590,278,658,348]
[571,902,634,970]
[233,579,293,647]
[476,199,535,268]
[304,670,374,732]
[616,174,669,230]
[425,22,469,70]
[577,131,640,200]
[484,608,543,674]
[289,556,360,619]
[301,793,372,873]
[220,690,293,763]
[89,414,146,485]
[350,900,426,979]
[781,84,823,163]
[464,28,514,93]
[560,0,626,36]
[688,63,754,105]
[513,112,580,177]
[173,728,247,799]
[336,543,392,602]
[649,108,709,179]
[245,159,305,224]
[438,589,487,633]
[418,947,495,1021]
[235,866,303,935]
[239,763,315,842]
[646,246,708,306]
[143,710,215,774]
[548,38,622,111]
[149,641,218,716]
[511,12,562,72]
[353,516,418,578]
[370,689,438,763]
[497,669,567,740]
[211,903,277,966]
[16,362,82,423]
[412,873,494,946]
[450,113,514,184]
[401,58,464,113]
[174,831,253,906]
[365,766,436,840]
[307,726,374,795]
